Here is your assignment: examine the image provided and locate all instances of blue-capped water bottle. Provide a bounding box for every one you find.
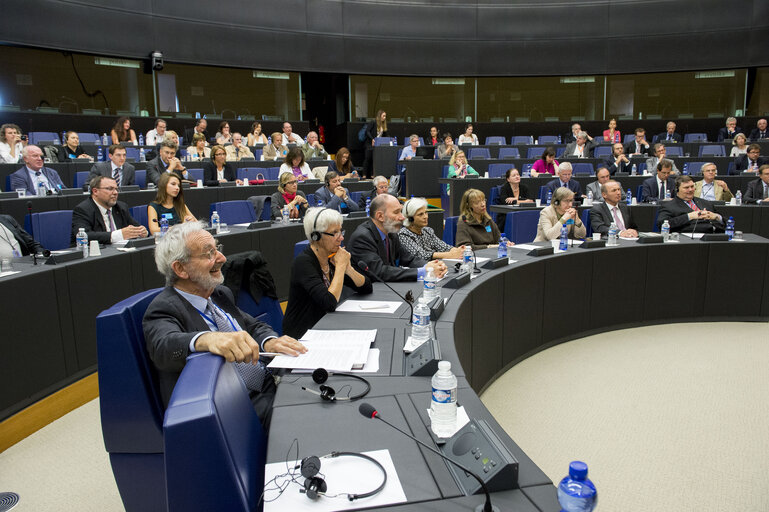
[316,198,323,207]
[626,189,632,205]
[97,146,104,162]
[497,234,508,259]
[160,215,169,236]
[430,360,457,437]
[726,216,735,240]
[411,297,431,343]
[546,190,553,206]
[211,210,221,234]
[423,266,438,302]
[557,461,597,512]
[365,196,371,216]
[631,163,637,175]
[138,133,144,146]
[102,133,109,146]
[559,223,569,251]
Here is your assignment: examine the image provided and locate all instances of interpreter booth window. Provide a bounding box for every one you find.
[476,76,604,123]
[0,45,154,115]
[606,69,747,120]
[155,63,301,121]
[746,67,769,117]
[349,75,473,123]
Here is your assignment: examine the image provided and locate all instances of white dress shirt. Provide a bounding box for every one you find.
[95,202,125,243]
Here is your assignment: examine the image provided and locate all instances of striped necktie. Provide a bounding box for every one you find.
[112,167,121,187]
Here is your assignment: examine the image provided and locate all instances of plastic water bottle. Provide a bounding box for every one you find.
[160,216,169,236]
[546,190,553,206]
[586,190,593,205]
[102,133,109,146]
[557,461,597,512]
[423,267,438,302]
[316,199,323,207]
[365,197,371,216]
[626,189,632,205]
[735,190,742,205]
[460,245,473,274]
[37,180,46,197]
[139,148,146,162]
[76,228,89,258]
[430,361,458,437]
[608,222,619,246]
[411,297,431,343]
[661,220,670,242]
[97,146,104,162]
[631,163,637,175]
[682,163,689,176]
[211,210,221,234]
[665,187,671,200]
[282,205,290,224]
[138,133,144,146]
[497,234,508,259]
[726,216,735,240]
[559,223,569,251]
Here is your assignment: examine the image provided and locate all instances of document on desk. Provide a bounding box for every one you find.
[263,449,407,512]
[336,300,401,314]
[681,233,705,239]
[510,244,542,251]
[268,329,376,371]
[443,257,490,265]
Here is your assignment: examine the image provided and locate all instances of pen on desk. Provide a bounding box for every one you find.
[259,352,281,357]
[358,304,388,310]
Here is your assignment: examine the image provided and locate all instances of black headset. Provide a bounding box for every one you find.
[310,208,331,242]
[301,368,370,402]
[403,198,416,224]
[298,451,387,501]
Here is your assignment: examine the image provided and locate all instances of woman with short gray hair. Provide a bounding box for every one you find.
[399,197,464,261]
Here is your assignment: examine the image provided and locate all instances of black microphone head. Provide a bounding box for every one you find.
[27,201,32,210]
[312,367,329,384]
[41,249,51,258]
[359,403,378,419]
[357,261,369,273]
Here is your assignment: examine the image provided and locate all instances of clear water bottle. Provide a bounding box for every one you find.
[682,163,689,176]
[608,222,619,246]
[317,199,323,207]
[460,245,473,274]
[211,210,221,234]
[626,189,632,205]
[661,220,670,242]
[559,223,569,251]
[586,190,593,205]
[37,180,46,197]
[546,190,553,206]
[726,216,735,240]
[665,187,671,200]
[282,205,290,224]
[97,146,104,162]
[160,216,169,236]
[138,133,144,146]
[76,228,89,257]
[631,163,637,175]
[430,361,457,438]
[423,267,438,302]
[62,131,67,144]
[102,133,109,146]
[497,234,508,259]
[411,297,431,343]
[139,148,146,162]
[557,461,597,512]
[735,190,742,205]
[365,197,371,216]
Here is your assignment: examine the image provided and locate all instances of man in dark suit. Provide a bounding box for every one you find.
[183,118,209,147]
[623,127,651,156]
[146,140,188,185]
[70,175,148,246]
[585,166,626,202]
[143,222,305,427]
[563,123,595,145]
[641,159,676,202]
[0,214,46,257]
[743,164,769,204]
[655,121,683,143]
[717,117,741,142]
[9,145,66,195]
[734,144,769,174]
[589,180,638,237]
[544,162,583,197]
[87,144,135,187]
[604,142,633,175]
[313,171,360,214]
[348,194,446,282]
[748,118,768,141]
[657,175,725,233]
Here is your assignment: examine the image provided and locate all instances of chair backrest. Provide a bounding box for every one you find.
[683,161,706,176]
[468,147,491,160]
[350,191,363,204]
[684,133,707,143]
[265,167,280,180]
[498,147,520,159]
[664,146,684,156]
[504,210,540,244]
[29,131,60,145]
[522,163,534,175]
[130,205,149,231]
[485,136,506,145]
[539,185,549,203]
[74,171,90,189]
[699,144,725,157]
[306,193,316,206]
[487,163,509,178]
[78,133,101,144]
[511,136,532,145]
[187,168,204,182]
[623,134,636,144]
[252,149,262,161]
[97,288,166,512]
[135,170,147,189]
[124,147,140,162]
[27,210,73,250]
[538,135,559,144]
[210,200,257,225]
[294,239,310,258]
[374,137,393,147]
[593,145,612,158]
[237,168,257,181]
[527,147,546,159]
[580,209,592,238]
[488,185,501,209]
[636,185,645,203]
[572,163,595,176]
[164,353,266,512]
[246,195,270,220]
[443,216,459,246]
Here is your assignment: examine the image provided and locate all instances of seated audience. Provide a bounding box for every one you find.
[695,163,732,202]
[281,122,304,146]
[730,133,749,156]
[348,194,446,282]
[748,118,768,141]
[142,221,306,427]
[278,147,312,181]
[0,123,25,164]
[641,159,676,202]
[458,123,479,145]
[10,145,65,195]
[262,132,288,161]
[544,162,583,197]
[59,131,93,162]
[624,127,651,156]
[146,140,188,185]
[426,126,440,146]
[161,131,183,159]
[589,180,638,237]
[563,131,594,158]
[88,144,135,187]
[499,167,534,205]
[357,175,392,208]
[148,173,196,235]
[735,144,768,174]
[399,197,464,261]
[603,118,621,143]
[301,131,328,160]
[225,133,254,161]
[531,147,559,176]
[399,134,420,160]
[183,118,208,146]
[186,133,211,161]
[534,187,586,241]
[456,188,511,250]
[646,143,679,175]
[71,175,147,245]
[717,117,741,142]
[565,123,593,144]
[446,150,478,194]
[604,142,632,175]
[215,121,232,145]
[203,145,241,186]
[145,118,167,146]
[247,121,269,146]
[110,116,137,145]
[327,147,358,178]
[655,121,682,143]
[744,164,769,203]
[657,175,725,233]
[271,172,308,220]
[437,133,457,160]
[0,214,46,257]
[314,171,360,214]
[283,208,372,339]
[585,166,625,202]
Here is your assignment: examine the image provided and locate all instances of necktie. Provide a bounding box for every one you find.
[112,167,121,187]
[688,200,700,212]
[106,209,116,231]
[667,134,671,141]
[384,236,391,263]
[612,206,626,231]
[659,181,666,199]
[206,298,269,392]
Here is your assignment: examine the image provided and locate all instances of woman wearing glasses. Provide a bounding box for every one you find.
[270,172,309,220]
[282,207,372,338]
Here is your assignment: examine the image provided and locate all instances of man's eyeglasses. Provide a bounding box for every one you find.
[198,244,223,260]
[321,230,344,239]
[97,186,119,192]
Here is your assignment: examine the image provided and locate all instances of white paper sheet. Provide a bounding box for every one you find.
[443,257,490,265]
[681,233,705,239]
[426,406,471,438]
[263,449,407,512]
[268,330,376,371]
[0,270,21,277]
[336,300,401,314]
[510,244,541,251]
[291,349,380,374]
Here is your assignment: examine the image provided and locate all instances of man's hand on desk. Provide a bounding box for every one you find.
[122,225,148,239]
[264,336,307,357]
[426,260,447,278]
[196,331,261,364]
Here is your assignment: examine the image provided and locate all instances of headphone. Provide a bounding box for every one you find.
[301,368,370,402]
[403,198,416,225]
[298,451,387,501]
[552,197,561,205]
[310,208,331,242]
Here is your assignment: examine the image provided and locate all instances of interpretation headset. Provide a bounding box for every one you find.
[301,368,371,402]
[310,208,332,242]
[297,451,387,501]
[403,197,416,225]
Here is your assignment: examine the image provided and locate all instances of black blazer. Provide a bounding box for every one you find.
[143,285,277,407]
[364,121,387,145]
[183,128,209,146]
[498,182,532,204]
[734,154,769,173]
[589,202,636,235]
[657,197,725,232]
[270,190,308,219]
[545,178,583,197]
[0,214,44,255]
[655,132,683,143]
[717,127,741,142]
[623,140,651,156]
[743,178,769,203]
[603,156,633,175]
[348,220,426,282]
[640,175,676,203]
[202,161,237,187]
[748,128,769,141]
[70,197,140,246]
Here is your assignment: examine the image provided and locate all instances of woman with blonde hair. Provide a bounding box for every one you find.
[445,150,478,194]
[362,110,388,178]
[534,187,586,241]
[455,188,512,250]
[730,133,748,157]
[270,172,308,220]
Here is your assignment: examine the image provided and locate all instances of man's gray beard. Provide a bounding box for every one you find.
[382,217,402,234]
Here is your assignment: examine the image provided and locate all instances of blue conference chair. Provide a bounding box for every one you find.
[488,186,501,214]
[186,168,204,183]
[78,133,101,144]
[572,163,595,176]
[97,288,166,512]
[74,171,90,189]
[485,136,506,145]
[468,147,491,160]
[636,185,645,203]
[699,144,725,157]
[511,136,533,145]
[265,167,280,180]
[487,163,509,178]
[130,205,149,232]
[684,133,707,143]
[29,131,59,145]
[5,175,11,192]
[664,146,684,157]
[294,239,310,258]
[374,137,394,147]
[135,170,147,189]
[623,134,636,144]
[498,147,520,159]
[237,168,258,182]
[124,147,140,162]
[503,210,539,244]
[443,216,459,246]
[593,145,612,158]
[683,162,706,176]
[26,210,73,250]
[210,200,257,225]
[164,353,266,512]
[581,209,592,238]
[527,147,546,159]
[538,135,559,144]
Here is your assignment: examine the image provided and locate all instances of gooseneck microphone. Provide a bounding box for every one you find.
[357,261,414,324]
[358,403,498,512]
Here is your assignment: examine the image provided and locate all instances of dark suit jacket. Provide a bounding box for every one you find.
[589,202,636,235]
[313,186,360,212]
[744,178,769,203]
[734,154,769,173]
[623,140,651,156]
[748,128,769,141]
[640,175,676,202]
[545,178,583,197]
[717,127,741,142]
[270,190,308,219]
[655,132,683,143]
[562,141,594,158]
[603,156,633,175]
[88,161,136,186]
[657,197,725,233]
[71,197,140,245]
[0,214,44,255]
[183,128,209,146]
[10,166,66,196]
[202,161,237,187]
[348,220,426,282]
[143,285,276,407]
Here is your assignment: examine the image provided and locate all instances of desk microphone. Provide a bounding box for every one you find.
[357,261,414,324]
[358,403,498,512]
[27,201,33,217]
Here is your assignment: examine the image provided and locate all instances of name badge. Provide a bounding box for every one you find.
[485,225,492,232]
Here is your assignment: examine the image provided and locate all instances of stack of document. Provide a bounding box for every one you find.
[267,329,376,372]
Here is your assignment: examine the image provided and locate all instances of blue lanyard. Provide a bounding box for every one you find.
[193,302,238,331]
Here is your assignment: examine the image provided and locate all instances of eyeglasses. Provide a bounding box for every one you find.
[198,244,223,260]
[286,180,298,185]
[97,186,119,192]
[321,230,344,239]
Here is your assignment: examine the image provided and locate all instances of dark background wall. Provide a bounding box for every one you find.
[3,0,768,77]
